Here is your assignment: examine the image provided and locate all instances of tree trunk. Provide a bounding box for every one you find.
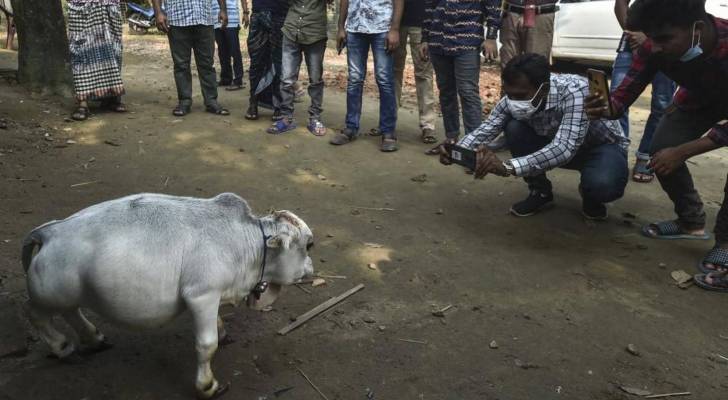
[10,0,72,95]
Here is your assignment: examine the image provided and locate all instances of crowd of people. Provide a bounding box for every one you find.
[62,0,727,293]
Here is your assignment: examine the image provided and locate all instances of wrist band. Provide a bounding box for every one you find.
[486,26,498,40]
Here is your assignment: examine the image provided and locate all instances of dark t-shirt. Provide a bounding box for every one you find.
[401,0,425,28]
[252,0,289,16]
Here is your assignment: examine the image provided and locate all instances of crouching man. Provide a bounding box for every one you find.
[440,54,629,219]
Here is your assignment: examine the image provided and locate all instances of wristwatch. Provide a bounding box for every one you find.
[502,161,515,177]
[486,26,498,40]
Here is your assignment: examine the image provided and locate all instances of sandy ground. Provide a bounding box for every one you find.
[1,27,728,400]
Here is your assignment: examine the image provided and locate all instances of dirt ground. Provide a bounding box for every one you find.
[1,28,728,400]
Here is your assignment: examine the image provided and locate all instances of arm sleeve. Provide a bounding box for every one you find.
[483,0,502,29]
[610,41,661,118]
[457,99,510,150]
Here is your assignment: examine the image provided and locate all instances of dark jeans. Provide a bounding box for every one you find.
[168,25,219,107]
[430,50,482,139]
[345,32,397,135]
[504,120,628,206]
[611,49,676,158]
[280,36,326,120]
[214,27,244,85]
[649,105,728,232]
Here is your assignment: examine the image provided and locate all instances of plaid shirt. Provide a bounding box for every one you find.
[459,74,628,177]
[165,0,216,27]
[611,15,728,146]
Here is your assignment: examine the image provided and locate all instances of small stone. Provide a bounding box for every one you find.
[514,359,538,369]
[363,317,376,324]
[261,305,273,312]
[368,263,378,270]
[626,344,640,357]
[317,174,327,181]
[319,258,326,263]
[489,340,498,349]
[66,139,77,144]
[658,262,667,269]
[238,148,245,152]
[378,325,386,332]
[326,233,334,238]
[411,174,428,183]
[436,209,444,215]
[311,278,326,287]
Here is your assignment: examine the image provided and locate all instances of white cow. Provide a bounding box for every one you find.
[21,193,315,399]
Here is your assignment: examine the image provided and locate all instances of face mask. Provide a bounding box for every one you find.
[680,21,703,62]
[507,83,546,120]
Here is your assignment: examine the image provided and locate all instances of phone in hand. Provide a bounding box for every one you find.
[443,143,477,171]
[587,68,614,116]
[337,40,346,55]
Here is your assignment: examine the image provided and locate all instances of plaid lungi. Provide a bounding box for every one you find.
[68,2,125,101]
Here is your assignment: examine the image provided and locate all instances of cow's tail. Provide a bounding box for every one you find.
[22,232,42,273]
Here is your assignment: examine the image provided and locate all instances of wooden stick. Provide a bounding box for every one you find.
[295,284,311,294]
[645,392,691,399]
[296,367,330,400]
[70,180,99,188]
[398,338,428,345]
[315,274,347,279]
[278,284,365,335]
[351,206,396,212]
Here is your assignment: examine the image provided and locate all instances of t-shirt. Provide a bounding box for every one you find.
[345,0,393,34]
[401,0,424,28]
[252,0,289,16]
[212,0,240,29]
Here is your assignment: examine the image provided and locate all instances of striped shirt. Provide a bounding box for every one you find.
[459,74,628,177]
[165,0,215,27]
[423,0,503,55]
[212,0,240,28]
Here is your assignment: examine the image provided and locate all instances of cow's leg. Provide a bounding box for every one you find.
[28,303,76,359]
[62,308,113,353]
[187,295,229,399]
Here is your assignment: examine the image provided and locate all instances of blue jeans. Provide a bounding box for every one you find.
[610,50,676,159]
[504,120,628,206]
[345,32,397,135]
[429,50,482,139]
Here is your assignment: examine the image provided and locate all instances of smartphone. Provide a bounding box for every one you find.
[337,41,346,55]
[587,68,614,116]
[443,143,477,171]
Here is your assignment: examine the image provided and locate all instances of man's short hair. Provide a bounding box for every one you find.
[502,54,550,88]
[627,0,707,33]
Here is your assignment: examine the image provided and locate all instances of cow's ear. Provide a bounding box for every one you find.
[266,234,291,250]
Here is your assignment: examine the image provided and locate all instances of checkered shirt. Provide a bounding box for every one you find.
[165,0,216,27]
[458,74,628,177]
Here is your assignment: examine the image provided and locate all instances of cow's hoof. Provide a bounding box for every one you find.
[197,381,230,400]
[218,335,236,347]
[81,339,114,355]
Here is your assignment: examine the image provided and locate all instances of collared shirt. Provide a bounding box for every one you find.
[610,15,728,147]
[423,0,503,56]
[212,0,240,29]
[252,0,289,16]
[345,0,394,34]
[283,0,328,44]
[459,74,628,177]
[402,0,425,28]
[165,0,215,27]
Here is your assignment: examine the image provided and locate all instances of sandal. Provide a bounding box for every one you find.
[369,128,382,137]
[330,129,357,146]
[632,159,654,183]
[266,118,297,134]
[307,119,327,136]
[71,106,90,121]
[173,104,190,117]
[381,135,398,152]
[421,128,437,144]
[245,104,259,120]
[426,138,456,156]
[271,110,284,121]
[697,247,728,274]
[102,97,127,113]
[641,220,710,241]
[694,271,728,293]
[206,105,230,116]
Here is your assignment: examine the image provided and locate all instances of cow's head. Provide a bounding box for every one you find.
[247,210,314,310]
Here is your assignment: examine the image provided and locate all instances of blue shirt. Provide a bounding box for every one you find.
[165,0,215,27]
[345,0,393,34]
[212,0,240,28]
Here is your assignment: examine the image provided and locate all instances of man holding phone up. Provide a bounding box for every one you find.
[441,54,628,219]
[330,0,405,152]
[586,0,728,292]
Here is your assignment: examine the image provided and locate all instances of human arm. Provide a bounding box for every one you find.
[337,0,349,52]
[387,0,404,53]
[419,0,434,61]
[649,127,728,176]
[217,0,228,28]
[240,0,249,28]
[482,0,502,62]
[152,0,169,33]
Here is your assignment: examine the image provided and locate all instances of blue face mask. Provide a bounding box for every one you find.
[680,22,703,62]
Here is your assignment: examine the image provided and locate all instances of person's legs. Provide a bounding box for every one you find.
[247,12,267,105]
[191,25,220,108]
[430,53,460,140]
[524,12,555,61]
[567,143,629,218]
[371,32,397,136]
[453,50,482,135]
[408,27,437,133]
[499,12,522,70]
[648,107,721,232]
[228,27,244,86]
[609,50,632,137]
[393,26,410,107]
[303,39,326,122]
[215,27,232,85]
[168,26,194,108]
[344,32,369,135]
[270,14,286,113]
[279,36,302,119]
[638,72,675,157]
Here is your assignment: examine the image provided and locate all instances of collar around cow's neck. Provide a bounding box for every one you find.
[251,220,270,300]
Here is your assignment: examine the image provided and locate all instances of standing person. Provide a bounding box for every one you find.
[152,0,230,116]
[68,0,127,121]
[611,0,676,183]
[329,0,405,152]
[213,0,249,91]
[392,0,438,146]
[586,0,728,292]
[244,0,290,121]
[420,0,502,156]
[267,0,331,136]
[486,0,559,151]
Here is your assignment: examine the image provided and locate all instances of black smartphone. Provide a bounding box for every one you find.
[337,41,346,55]
[444,143,477,171]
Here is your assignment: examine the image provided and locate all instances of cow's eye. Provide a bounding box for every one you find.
[306,242,314,251]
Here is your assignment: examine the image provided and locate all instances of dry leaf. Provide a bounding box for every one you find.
[311,278,326,287]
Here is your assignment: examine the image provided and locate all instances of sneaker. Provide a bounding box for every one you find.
[485,134,508,152]
[510,191,554,217]
[582,201,608,221]
[330,128,358,145]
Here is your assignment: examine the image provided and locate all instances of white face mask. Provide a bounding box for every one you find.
[507,83,546,120]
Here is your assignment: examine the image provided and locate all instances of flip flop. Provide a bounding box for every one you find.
[632,159,654,183]
[71,106,90,121]
[421,129,437,144]
[206,105,230,116]
[173,104,190,117]
[245,104,259,120]
[307,119,327,136]
[694,271,728,293]
[267,118,296,134]
[641,220,710,240]
[697,247,728,274]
